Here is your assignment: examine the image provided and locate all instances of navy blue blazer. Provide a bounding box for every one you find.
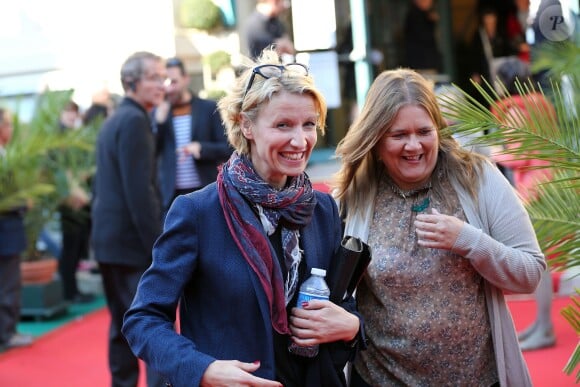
[123,185,353,387]
[91,98,162,267]
[155,96,232,210]
[0,209,26,256]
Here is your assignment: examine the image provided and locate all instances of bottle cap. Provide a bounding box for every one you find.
[311,268,326,277]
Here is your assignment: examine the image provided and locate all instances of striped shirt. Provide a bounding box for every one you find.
[173,113,201,189]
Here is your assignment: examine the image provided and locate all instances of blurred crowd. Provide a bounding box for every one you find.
[0,1,575,386]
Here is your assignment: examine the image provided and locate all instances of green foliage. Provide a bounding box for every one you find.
[525,173,580,269]
[178,0,222,31]
[531,41,580,86]
[0,90,97,259]
[203,50,231,76]
[562,290,580,383]
[203,89,227,100]
[441,78,579,175]
[440,40,579,379]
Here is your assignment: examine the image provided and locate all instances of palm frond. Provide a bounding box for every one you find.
[1,89,97,257]
[0,184,54,211]
[0,125,92,212]
[441,40,580,378]
[440,79,579,172]
[526,173,580,270]
[532,40,580,85]
[561,290,580,383]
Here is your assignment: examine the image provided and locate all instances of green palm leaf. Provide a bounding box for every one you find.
[562,291,580,383]
[1,89,97,257]
[526,173,580,269]
[439,40,579,378]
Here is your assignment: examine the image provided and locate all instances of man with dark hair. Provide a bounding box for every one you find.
[154,57,232,212]
[91,51,166,387]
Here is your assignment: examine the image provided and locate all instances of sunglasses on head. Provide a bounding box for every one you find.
[243,63,309,99]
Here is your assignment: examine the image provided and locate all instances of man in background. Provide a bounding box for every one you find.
[154,57,232,212]
[57,100,95,304]
[244,0,295,59]
[91,51,165,387]
[403,0,442,72]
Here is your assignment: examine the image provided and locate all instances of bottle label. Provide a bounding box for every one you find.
[296,292,328,306]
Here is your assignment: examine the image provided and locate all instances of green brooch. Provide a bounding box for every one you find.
[411,197,430,212]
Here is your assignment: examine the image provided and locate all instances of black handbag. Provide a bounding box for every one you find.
[327,236,372,303]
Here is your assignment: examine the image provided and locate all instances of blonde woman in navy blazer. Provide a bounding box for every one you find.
[123,49,364,387]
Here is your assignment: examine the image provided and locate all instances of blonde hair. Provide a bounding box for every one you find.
[217,49,327,155]
[333,68,488,217]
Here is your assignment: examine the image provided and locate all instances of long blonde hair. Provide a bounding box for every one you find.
[333,68,488,218]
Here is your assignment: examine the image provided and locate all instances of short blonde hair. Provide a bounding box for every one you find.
[217,49,327,155]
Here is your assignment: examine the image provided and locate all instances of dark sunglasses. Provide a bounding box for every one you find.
[243,63,309,98]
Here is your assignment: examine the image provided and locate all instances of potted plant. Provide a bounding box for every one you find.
[177,0,223,32]
[1,89,96,317]
[439,40,579,380]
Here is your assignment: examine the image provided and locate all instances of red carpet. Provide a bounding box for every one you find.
[0,296,576,386]
[509,296,577,386]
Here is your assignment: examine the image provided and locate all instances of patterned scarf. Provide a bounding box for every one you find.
[217,152,316,334]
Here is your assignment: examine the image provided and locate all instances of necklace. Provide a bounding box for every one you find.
[388,179,432,212]
[411,197,430,212]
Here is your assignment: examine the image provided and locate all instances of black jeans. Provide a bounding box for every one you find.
[99,263,166,387]
[0,254,21,345]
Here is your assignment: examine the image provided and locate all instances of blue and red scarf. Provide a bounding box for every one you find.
[217,152,316,334]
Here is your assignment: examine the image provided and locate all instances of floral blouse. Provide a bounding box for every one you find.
[354,176,498,387]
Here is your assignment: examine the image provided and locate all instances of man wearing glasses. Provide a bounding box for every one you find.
[154,57,232,213]
[91,51,166,387]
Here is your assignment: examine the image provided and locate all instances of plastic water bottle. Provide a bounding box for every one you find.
[288,267,330,357]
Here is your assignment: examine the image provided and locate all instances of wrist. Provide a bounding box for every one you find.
[344,314,360,343]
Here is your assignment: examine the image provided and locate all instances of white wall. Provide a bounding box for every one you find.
[0,0,176,119]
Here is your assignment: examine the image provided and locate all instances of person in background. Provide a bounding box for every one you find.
[505,0,531,63]
[333,68,545,386]
[0,108,34,352]
[57,100,95,304]
[154,57,232,212]
[91,51,166,387]
[479,5,526,92]
[83,88,114,126]
[492,57,557,351]
[245,0,295,59]
[123,49,363,387]
[403,0,442,73]
[58,100,80,130]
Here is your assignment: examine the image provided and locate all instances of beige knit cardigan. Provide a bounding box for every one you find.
[344,161,546,387]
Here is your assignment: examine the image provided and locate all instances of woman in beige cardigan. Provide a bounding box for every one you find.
[333,69,545,386]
